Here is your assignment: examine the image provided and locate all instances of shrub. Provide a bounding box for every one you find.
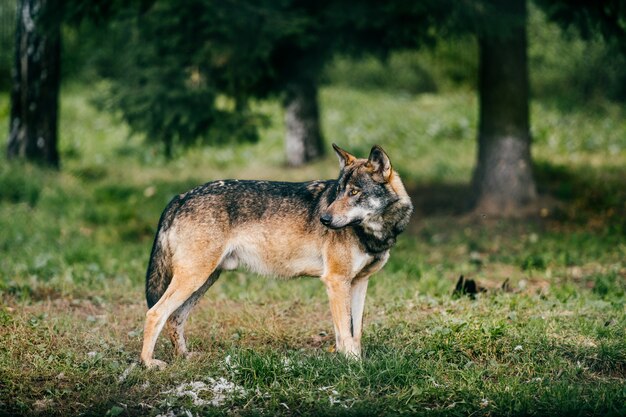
[0,163,44,207]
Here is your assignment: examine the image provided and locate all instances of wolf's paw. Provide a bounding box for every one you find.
[142,358,168,369]
[343,349,362,360]
[174,348,199,360]
[182,351,199,360]
[338,340,362,360]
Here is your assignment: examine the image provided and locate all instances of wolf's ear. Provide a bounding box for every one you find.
[332,143,356,169]
[367,145,392,183]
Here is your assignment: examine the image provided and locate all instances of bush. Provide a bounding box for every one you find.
[324,38,478,94]
[324,52,438,94]
[528,2,626,103]
[0,163,44,206]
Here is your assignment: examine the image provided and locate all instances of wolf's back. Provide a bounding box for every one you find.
[145,194,184,308]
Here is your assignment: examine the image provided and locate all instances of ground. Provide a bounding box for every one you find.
[0,86,625,416]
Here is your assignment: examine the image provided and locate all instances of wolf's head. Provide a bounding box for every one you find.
[320,144,406,231]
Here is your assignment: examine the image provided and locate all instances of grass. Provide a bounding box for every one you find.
[0,85,625,416]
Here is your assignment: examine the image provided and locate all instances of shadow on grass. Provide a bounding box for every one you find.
[407,183,474,217]
[534,161,626,221]
[406,161,626,232]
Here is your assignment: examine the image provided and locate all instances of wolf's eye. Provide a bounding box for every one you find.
[349,189,360,196]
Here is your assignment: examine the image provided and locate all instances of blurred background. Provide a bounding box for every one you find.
[1,0,625,297]
[1,0,625,291]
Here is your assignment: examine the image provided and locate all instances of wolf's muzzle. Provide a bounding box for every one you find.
[320,214,362,229]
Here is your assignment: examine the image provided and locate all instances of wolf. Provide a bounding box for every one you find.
[140,144,413,368]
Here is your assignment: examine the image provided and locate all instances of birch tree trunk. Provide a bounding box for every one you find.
[472,0,536,216]
[7,0,61,168]
[283,77,325,167]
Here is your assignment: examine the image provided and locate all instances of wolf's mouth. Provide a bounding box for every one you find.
[325,218,362,230]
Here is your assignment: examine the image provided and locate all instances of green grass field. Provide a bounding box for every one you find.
[0,86,625,416]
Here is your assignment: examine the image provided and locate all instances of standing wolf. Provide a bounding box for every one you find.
[141,144,413,368]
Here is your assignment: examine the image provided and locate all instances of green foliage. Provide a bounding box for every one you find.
[324,4,626,104]
[535,0,626,54]
[88,0,339,156]
[94,8,252,154]
[325,53,433,94]
[324,39,479,94]
[528,2,626,103]
[60,0,455,156]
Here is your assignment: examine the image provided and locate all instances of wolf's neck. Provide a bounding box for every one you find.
[354,199,412,254]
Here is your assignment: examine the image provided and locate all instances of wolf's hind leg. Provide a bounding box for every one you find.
[166,270,221,357]
[140,261,220,369]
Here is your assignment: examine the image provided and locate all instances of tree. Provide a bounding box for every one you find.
[469,0,626,215]
[274,6,331,167]
[98,0,317,160]
[329,0,538,215]
[283,67,325,166]
[99,1,446,165]
[5,0,144,166]
[7,0,62,168]
[282,0,447,164]
[471,0,537,215]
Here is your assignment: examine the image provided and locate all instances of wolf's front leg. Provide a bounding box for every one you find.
[322,275,361,359]
[350,277,369,357]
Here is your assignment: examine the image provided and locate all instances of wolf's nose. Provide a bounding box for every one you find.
[320,214,333,226]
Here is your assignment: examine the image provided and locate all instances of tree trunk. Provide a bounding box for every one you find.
[283,77,325,167]
[472,0,536,216]
[7,0,61,168]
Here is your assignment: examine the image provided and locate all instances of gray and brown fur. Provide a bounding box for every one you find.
[141,144,413,368]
